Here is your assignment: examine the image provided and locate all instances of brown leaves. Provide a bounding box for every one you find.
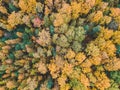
[36,30,51,47]
[104,58,120,71]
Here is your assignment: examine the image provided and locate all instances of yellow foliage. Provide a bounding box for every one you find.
[62,62,73,76]
[95,0,102,5]
[81,59,92,68]
[0,18,7,25]
[70,69,81,79]
[112,31,120,44]
[91,11,103,23]
[47,55,65,79]
[7,11,23,29]
[79,73,90,87]
[18,0,37,13]
[94,38,116,57]
[81,3,91,15]
[57,74,67,86]
[75,52,86,64]
[38,61,47,74]
[104,57,120,71]
[96,65,105,71]
[85,0,95,7]
[65,49,75,59]
[87,73,97,83]
[86,43,100,57]
[102,41,116,57]
[71,2,82,19]
[105,41,116,57]
[94,71,110,90]
[54,55,64,68]
[101,52,109,60]
[36,2,44,13]
[53,12,71,27]
[48,60,59,78]
[6,24,14,31]
[0,30,4,37]
[59,3,71,15]
[0,6,8,14]
[6,81,17,89]
[53,13,64,27]
[45,6,51,15]
[115,16,120,24]
[98,27,113,40]
[81,0,95,14]
[36,30,51,46]
[98,2,108,11]
[100,16,112,25]
[5,38,21,44]
[45,0,53,10]
[110,8,120,17]
[1,0,120,89]
[0,87,5,90]
[89,56,102,65]
[22,15,31,27]
[94,38,105,50]
[82,67,91,73]
[60,84,70,90]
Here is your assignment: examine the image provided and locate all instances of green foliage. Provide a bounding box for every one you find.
[35,29,39,36]
[1,0,120,90]
[107,84,119,90]
[0,65,7,78]
[47,77,54,89]
[65,26,75,42]
[108,21,118,30]
[0,80,6,85]
[70,78,86,90]
[19,43,26,49]
[12,88,18,90]
[1,37,8,42]
[1,31,18,41]
[74,26,86,42]
[44,15,51,27]
[15,44,22,50]
[85,43,100,57]
[14,71,19,77]
[0,71,5,78]
[22,33,29,42]
[72,41,82,53]
[107,80,119,90]
[108,71,120,84]
[52,47,56,57]
[116,45,120,56]
[118,4,120,8]
[84,25,89,32]
[25,28,32,34]
[93,26,100,32]
[49,25,54,35]
[90,25,100,36]
[59,24,68,33]
[8,3,18,12]
[53,34,70,48]
[16,25,25,32]
[8,53,15,60]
